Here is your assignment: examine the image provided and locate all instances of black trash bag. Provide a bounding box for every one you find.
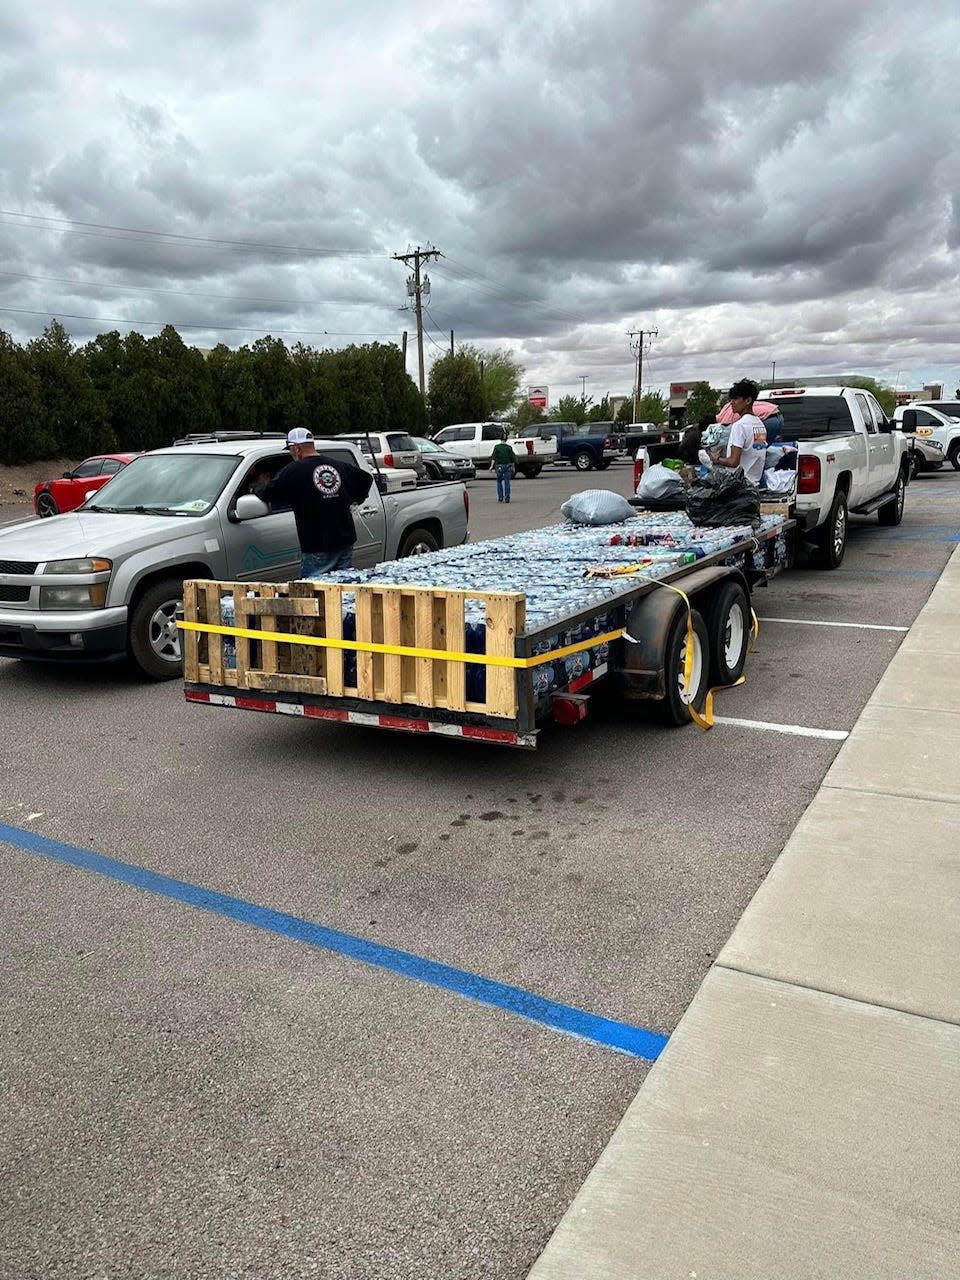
[686,467,761,528]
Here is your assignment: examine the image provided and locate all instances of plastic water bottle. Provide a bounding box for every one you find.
[220,595,237,670]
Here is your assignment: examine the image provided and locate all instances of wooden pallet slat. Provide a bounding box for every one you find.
[443,593,467,711]
[182,581,200,681]
[382,590,403,703]
[482,593,525,719]
[355,588,375,700]
[322,584,345,696]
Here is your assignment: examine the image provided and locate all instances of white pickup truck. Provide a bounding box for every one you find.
[893,403,960,470]
[761,386,912,568]
[431,421,557,478]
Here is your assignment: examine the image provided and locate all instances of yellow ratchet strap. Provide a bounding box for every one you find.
[654,581,752,732]
[176,619,626,670]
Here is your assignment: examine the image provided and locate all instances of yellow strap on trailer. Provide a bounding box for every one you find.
[177,619,626,670]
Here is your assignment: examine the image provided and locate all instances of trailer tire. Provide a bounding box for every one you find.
[652,608,709,727]
[877,473,906,526]
[813,489,847,569]
[398,527,439,557]
[128,577,185,680]
[703,582,750,685]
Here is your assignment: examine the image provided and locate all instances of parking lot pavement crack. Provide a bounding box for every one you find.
[821,781,960,808]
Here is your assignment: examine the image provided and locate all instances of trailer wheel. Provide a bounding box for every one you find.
[877,473,906,527]
[652,608,709,726]
[813,489,847,569]
[703,582,750,685]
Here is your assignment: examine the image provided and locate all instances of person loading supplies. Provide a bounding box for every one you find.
[708,378,767,486]
[255,428,373,577]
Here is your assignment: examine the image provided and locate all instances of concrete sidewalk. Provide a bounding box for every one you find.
[528,550,960,1278]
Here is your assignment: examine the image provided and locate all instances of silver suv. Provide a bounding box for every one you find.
[338,431,426,479]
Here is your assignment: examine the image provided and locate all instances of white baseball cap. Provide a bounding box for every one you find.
[286,428,314,446]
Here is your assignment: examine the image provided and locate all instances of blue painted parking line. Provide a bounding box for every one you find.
[0,821,668,1062]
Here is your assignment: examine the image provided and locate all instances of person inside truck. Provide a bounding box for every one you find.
[709,379,767,485]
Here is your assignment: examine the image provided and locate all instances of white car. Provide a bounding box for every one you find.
[893,404,960,471]
[338,431,427,480]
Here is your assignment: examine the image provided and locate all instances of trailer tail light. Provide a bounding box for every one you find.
[383,452,394,466]
[633,450,646,491]
[798,455,821,493]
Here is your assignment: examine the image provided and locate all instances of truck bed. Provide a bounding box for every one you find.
[181,513,790,748]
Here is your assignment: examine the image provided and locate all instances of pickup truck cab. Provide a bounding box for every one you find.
[610,422,675,459]
[0,433,469,679]
[515,421,617,471]
[763,386,911,567]
[431,421,556,477]
[893,404,960,471]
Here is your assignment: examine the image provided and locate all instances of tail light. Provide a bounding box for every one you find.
[633,451,646,491]
[463,488,470,521]
[603,437,611,449]
[383,453,394,467]
[798,455,821,494]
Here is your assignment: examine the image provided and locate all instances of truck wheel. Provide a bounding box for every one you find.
[652,608,709,727]
[596,459,612,470]
[703,582,750,685]
[37,492,59,518]
[398,527,439,557]
[949,442,960,472]
[908,451,920,481]
[518,464,542,478]
[573,450,594,471]
[877,473,906,527]
[128,577,185,680]
[813,490,847,570]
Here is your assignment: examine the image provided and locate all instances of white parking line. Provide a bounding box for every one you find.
[713,716,849,741]
[757,616,909,633]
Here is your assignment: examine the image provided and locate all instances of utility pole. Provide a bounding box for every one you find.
[578,374,589,403]
[401,330,408,372]
[392,244,442,396]
[771,359,776,388]
[628,327,658,422]
[450,330,454,356]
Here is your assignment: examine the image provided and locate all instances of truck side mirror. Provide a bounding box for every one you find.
[234,494,269,520]
[900,409,918,432]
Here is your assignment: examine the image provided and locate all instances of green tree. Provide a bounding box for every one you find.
[26,320,110,457]
[615,397,634,423]
[0,331,50,464]
[249,336,308,434]
[682,381,721,425]
[457,344,524,419]
[148,325,216,443]
[549,394,588,425]
[639,390,667,424]
[365,341,427,436]
[586,396,612,422]
[513,399,546,431]
[427,352,484,428]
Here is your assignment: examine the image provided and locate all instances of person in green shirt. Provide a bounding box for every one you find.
[491,439,516,502]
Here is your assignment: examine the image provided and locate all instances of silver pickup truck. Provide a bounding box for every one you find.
[0,434,469,678]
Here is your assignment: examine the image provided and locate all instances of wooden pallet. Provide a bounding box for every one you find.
[183,579,527,719]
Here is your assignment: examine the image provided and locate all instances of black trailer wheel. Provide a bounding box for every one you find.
[703,582,750,685]
[813,489,847,569]
[652,608,709,726]
[877,473,906,527]
[128,577,185,680]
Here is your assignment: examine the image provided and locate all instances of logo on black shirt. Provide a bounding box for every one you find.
[312,464,342,497]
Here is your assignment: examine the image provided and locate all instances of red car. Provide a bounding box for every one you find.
[33,453,138,518]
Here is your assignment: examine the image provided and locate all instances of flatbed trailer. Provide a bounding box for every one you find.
[180,513,791,749]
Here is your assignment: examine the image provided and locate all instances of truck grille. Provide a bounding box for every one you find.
[0,560,38,575]
[0,585,31,602]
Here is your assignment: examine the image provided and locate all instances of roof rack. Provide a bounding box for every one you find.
[171,431,288,446]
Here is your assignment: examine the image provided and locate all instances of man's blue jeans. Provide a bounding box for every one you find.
[495,463,512,502]
[300,545,353,578]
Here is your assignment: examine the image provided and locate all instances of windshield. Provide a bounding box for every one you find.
[82,453,239,515]
[919,402,960,419]
[415,439,440,452]
[768,396,855,439]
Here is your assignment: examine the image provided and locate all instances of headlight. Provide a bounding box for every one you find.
[40,584,109,610]
[43,558,112,574]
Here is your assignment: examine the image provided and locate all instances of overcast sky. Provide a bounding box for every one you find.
[1,0,958,405]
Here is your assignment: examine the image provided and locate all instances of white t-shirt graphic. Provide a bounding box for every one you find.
[726,413,767,485]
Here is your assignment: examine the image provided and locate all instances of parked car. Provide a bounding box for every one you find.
[337,431,427,480]
[412,438,476,481]
[430,422,557,477]
[0,434,469,679]
[33,453,137,517]
[515,422,617,471]
[893,404,960,471]
[902,433,945,477]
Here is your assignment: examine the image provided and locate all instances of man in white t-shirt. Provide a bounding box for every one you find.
[708,378,767,485]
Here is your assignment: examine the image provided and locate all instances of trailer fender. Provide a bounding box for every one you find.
[616,566,750,700]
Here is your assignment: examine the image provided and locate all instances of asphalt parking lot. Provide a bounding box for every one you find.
[2,458,957,1279]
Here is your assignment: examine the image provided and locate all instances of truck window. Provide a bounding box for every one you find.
[386,434,417,451]
[855,393,877,434]
[914,410,939,426]
[769,395,855,439]
[482,424,505,441]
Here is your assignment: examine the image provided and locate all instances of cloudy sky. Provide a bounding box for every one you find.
[1,0,958,405]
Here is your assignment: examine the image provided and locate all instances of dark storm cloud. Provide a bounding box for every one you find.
[0,0,957,395]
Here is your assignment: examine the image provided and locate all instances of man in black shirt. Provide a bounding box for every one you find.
[256,428,374,577]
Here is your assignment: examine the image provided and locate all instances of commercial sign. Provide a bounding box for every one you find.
[527,385,548,409]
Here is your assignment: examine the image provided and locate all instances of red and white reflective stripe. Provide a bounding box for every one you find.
[185,689,536,747]
[566,661,608,694]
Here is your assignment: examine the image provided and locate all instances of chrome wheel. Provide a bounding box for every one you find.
[148,598,182,664]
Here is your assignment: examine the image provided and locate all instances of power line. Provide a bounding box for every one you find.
[0,267,333,311]
[0,304,399,339]
[0,209,386,257]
